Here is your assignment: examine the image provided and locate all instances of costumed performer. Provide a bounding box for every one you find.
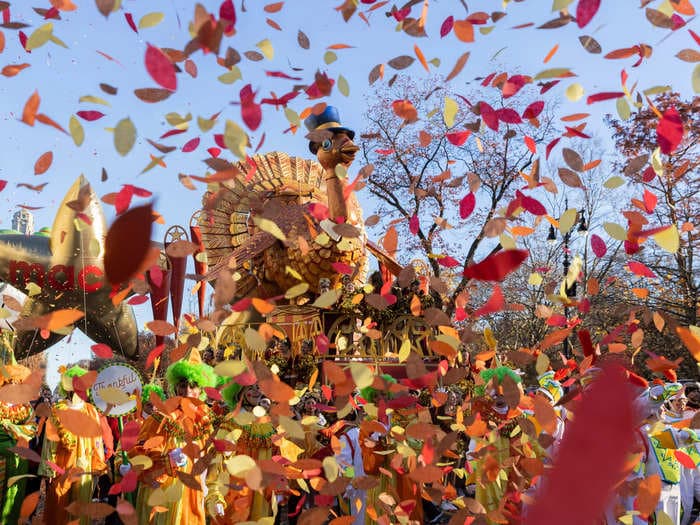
[39,365,109,525]
[534,371,567,452]
[466,366,544,524]
[0,361,36,524]
[205,381,277,524]
[333,406,366,525]
[663,387,694,425]
[131,351,215,525]
[357,374,398,525]
[608,382,700,525]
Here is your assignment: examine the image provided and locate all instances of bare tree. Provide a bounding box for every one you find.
[606,93,700,325]
[359,75,558,313]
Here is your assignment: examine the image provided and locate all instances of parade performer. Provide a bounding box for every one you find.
[39,365,108,525]
[535,371,567,448]
[205,381,277,523]
[390,389,427,524]
[467,366,544,524]
[358,374,408,524]
[612,382,700,525]
[131,352,215,525]
[332,410,366,525]
[0,362,36,524]
[663,387,694,425]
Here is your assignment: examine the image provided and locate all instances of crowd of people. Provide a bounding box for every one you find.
[1,347,700,524]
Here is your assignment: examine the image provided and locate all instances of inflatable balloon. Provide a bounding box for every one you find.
[0,176,138,360]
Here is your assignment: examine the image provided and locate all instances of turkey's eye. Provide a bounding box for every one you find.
[321,139,332,151]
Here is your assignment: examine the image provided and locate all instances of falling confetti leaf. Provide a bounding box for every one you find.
[145,44,176,91]
[56,408,102,437]
[656,106,685,155]
[576,0,601,28]
[33,151,53,174]
[677,326,700,362]
[579,35,602,53]
[443,96,458,128]
[1,63,30,77]
[297,29,310,49]
[114,117,136,156]
[25,22,53,51]
[90,343,113,359]
[445,51,470,82]
[463,249,529,281]
[104,203,153,285]
[590,234,607,257]
[652,224,679,253]
[134,88,172,103]
[69,115,84,146]
[453,19,474,42]
[525,365,637,525]
[392,99,418,122]
[21,91,40,126]
[138,12,164,29]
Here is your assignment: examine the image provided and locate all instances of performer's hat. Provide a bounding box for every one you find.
[141,383,166,404]
[58,365,88,397]
[537,371,563,404]
[165,352,216,393]
[304,106,355,152]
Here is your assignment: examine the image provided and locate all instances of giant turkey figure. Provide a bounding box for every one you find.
[199,107,399,301]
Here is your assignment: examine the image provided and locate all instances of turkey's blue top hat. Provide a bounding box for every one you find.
[304,106,355,142]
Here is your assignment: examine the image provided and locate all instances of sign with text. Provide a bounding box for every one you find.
[91,363,142,417]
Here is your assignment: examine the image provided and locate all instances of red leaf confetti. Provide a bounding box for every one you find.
[463,249,529,281]
[145,44,177,91]
[576,0,601,28]
[656,106,684,155]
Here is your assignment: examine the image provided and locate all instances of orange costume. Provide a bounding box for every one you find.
[132,396,213,525]
[205,417,277,523]
[205,382,278,524]
[39,398,108,525]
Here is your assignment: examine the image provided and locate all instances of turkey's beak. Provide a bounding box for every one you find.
[338,142,359,164]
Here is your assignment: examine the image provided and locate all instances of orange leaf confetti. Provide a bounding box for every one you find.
[33,151,53,174]
[21,90,40,126]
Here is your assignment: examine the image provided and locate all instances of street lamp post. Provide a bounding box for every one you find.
[547,199,588,359]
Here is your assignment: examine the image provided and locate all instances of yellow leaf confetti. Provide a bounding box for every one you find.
[652,224,679,253]
[138,12,165,29]
[257,39,274,60]
[26,23,53,51]
[604,222,627,241]
[565,83,584,102]
[254,216,286,241]
[69,115,84,146]
[114,117,136,156]
[223,119,248,160]
[443,96,458,128]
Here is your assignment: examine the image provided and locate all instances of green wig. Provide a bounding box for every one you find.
[141,383,166,404]
[59,365,88,397]
[165,360,216,394]
[221,381,243,408]
[360,373,397,404]
[476,366,521,396]
[480,366,521,385]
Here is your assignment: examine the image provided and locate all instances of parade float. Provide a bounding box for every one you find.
[195,107,446,383]
[0,109,455,386]
[0,176,139,362]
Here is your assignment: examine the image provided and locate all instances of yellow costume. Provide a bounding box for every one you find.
[39,399,107,525]
[132,397,213,525]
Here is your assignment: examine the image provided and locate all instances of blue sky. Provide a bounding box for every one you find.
[0,0,697,382]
